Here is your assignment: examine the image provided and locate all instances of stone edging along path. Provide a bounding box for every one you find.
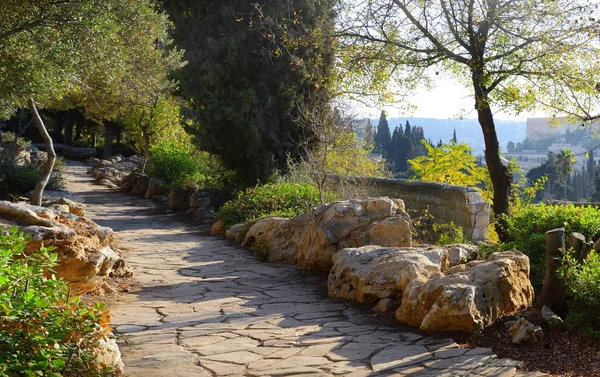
[63,161,548,377]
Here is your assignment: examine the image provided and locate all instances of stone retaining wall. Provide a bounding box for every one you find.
[328,176,491,242]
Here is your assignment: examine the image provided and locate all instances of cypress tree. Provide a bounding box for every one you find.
[374,110,392,157]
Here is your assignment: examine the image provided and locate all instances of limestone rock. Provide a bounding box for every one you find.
[88,155,144,187]
[211,219,224,235]
[94,337,124,376]
[297,198,412,271]
[145,178,168,198]
[226,224,244,244]
[243,216,309,264]
[49,197,86,216]
[447,244,479,266]
[49,204,70,213]
[168,186,196,210]
[373,298,399,314]
[541,305,564,328]
[0,201,124,294]
[328,245,448,304]
[508,317,543,344]
[0,201,55,227]
[120,173,140,191]
[189,191,211,209]
[131,176,150,196]
[396,250,534,333]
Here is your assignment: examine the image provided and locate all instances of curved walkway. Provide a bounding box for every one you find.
[63,162,546,377]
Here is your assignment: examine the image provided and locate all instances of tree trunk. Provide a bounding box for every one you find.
[62,109,76,146]
[473,80,512,241]
[29,98,56,206]
[535,228,568,315]
[102,122,117,159]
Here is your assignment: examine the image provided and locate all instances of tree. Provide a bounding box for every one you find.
[338,0,600,239]
[452,129,457,144]
[507,141,515,153]
[374,110,392,156]
[555,148,576,200]
[363,120,375,152]
[163,0,336,185]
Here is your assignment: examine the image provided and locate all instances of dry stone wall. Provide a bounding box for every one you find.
[329,176,491,242]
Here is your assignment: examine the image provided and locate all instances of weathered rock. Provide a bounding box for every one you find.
[211,220,224,235]
[49,197,86,216]
[243,216,310,263]
[508,317,543,344]
[396,250,534,333]
[373,298,398,314]
[120,173,143,191]
[0,201,123,294]
[297,198,411,271]
[62,146,97,160]
[328,245,448,304]
[48,204,70,213]
[28,190,84,204]
[168,186,196,210]
[144,178,168,198]
[0,201,55,227]
[189,191,211,209]
[243,198,412,271]
[88,156,144,187]
[447,244,479,266]
[541,305,564,328]
[94,337,124,376]
[131,176,150,196]
[226,224,244,244]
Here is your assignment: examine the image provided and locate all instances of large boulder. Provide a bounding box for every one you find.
[297,198,411,271]
[48,197,86,217]
[327,246,533,333]
[168,186,196,210]
[88,155,144,187]
[144,177,168,198]
[0,201,126,294]
[131,176,150,196]
[243,216,310,263]
[328,245,449,304]
[396,250,534,333]
[242,198,412,270]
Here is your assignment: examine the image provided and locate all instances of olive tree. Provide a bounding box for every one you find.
[338,0,600,238]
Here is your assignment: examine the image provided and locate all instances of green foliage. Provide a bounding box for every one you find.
[147,140,235,190]
[501,204,600,290]
[558,250,600,340]
[433,221,466,245]
[163,0,336,185]
[0,227,112,376]
[216,183,332,229]
[0,154,63,200]
[255,242,269,262]
[409,141,491,202]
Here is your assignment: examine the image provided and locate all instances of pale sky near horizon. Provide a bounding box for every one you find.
[357,80,546,122]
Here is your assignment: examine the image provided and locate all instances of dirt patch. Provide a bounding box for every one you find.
[456,309,600,377]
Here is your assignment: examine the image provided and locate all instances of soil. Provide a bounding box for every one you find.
[456,309,600,377]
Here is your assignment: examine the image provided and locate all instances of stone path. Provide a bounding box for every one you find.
[63,162,547,377]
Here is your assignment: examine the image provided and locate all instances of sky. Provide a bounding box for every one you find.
[356,80,544,121]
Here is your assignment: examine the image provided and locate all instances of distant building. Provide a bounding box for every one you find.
[368,153,383,162]
[525,117,580,141]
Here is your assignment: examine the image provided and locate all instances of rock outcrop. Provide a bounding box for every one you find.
[243,198,412,270]
[0,200,130,294]
[88,155,144,187]
[328,246,534,333]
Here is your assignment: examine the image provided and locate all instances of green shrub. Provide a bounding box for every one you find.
[0,227,113,377]
[216,183,334,229]
[433,221,466,245]
[147,140,236,190]
[0,154,64,200]
[501,203,600,290]
[558,250,600,340]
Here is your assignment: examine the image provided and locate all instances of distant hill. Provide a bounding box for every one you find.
[384,117,527,155]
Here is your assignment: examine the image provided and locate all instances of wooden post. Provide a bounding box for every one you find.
[535,228,567,315]
[29,98,56,206]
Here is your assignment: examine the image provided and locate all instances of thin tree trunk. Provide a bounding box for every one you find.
[29,98,56,206]
[102,122,117,159]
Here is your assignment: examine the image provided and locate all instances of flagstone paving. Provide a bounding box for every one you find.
[63,162,548,377]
